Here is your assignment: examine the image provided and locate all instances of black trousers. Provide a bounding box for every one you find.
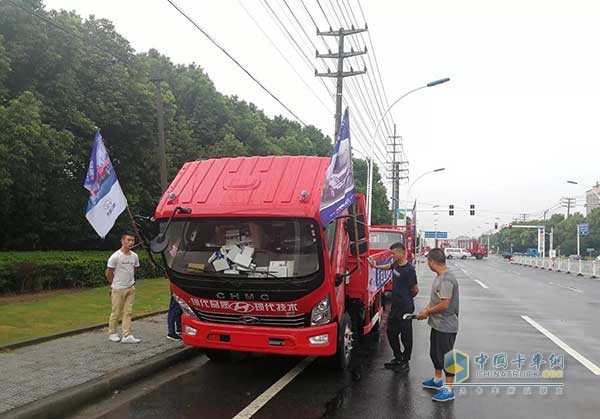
[387,312,413,361]
[430,328,457,376]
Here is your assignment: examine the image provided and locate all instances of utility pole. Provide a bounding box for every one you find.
[562,197,576,218]
[316,26,367,138]
[386,124,408,225]
[577,224,581,257]
[150,77,168,193]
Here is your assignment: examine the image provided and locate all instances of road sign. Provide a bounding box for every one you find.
[424,231,448,239]
[579,223,589,236]
[586,248,595,252]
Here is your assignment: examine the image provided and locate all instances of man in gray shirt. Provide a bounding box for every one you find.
[416,248,459,402]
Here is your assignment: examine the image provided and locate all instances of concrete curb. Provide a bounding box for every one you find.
[0,345,201,419]
[0,310,168,351]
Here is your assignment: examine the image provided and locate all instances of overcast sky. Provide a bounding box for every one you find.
[44,0,600,238]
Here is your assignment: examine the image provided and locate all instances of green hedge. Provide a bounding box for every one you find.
[0,251,164,294]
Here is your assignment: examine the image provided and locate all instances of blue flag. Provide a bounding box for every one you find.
[319,108,355,226]
[83,129,128,238]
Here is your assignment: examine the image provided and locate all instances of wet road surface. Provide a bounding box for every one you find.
[69,257,600,419]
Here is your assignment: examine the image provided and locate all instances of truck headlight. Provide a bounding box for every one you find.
[174,294,200,321]
[311,296,331,326]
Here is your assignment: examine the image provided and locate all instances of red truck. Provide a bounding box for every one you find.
[452,238,488,260]
[369,224,416,292]
[150,156,384,369]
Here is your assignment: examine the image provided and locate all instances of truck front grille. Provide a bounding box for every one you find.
[193,309,308,328]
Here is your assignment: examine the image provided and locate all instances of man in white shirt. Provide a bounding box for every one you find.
[106,232,141,343]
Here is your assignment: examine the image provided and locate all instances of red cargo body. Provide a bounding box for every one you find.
[154,156,382,368]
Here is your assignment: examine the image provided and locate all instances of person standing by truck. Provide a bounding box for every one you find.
[416,248,460,402]
[106,231,141,343]
[369,242,419,373]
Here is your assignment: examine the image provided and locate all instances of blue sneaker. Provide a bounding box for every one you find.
[422,377,444,390]
[432,387,455,402]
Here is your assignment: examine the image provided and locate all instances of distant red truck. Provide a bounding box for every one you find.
[152,156,385,369]
[454,238,488,260]
[368,224,416,292]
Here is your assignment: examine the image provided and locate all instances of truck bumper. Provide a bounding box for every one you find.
[181,315,338,357]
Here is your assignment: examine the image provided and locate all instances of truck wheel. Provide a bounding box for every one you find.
[335,313,354,370]
[205,349,232,363]
[475,254,483,260]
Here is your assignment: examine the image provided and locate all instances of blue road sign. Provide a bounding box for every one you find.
[424,231,448,239]
[579,223,589,236]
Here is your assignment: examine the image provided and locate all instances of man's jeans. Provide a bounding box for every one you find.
[167,295,182,335]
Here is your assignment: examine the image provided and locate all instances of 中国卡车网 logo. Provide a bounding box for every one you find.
[445,349,469,383]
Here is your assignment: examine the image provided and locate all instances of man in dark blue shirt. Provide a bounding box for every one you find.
[370,242,419,373]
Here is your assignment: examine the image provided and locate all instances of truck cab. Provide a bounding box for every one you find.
[152,156,382,369]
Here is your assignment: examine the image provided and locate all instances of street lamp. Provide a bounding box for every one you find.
[402,168,446,223]
[365,78,451,224]
[567,180,600,203]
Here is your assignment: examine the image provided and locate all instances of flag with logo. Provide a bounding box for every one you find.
[83,129,128,238]
[319,108,355,226]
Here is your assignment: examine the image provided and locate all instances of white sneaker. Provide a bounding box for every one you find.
[108,333,121,342]
[121,335,141,344]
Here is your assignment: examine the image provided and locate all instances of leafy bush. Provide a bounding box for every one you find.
[0,251,163,294]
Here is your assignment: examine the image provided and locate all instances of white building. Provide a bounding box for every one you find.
[586,182,600,215]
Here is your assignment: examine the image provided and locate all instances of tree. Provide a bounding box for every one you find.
[0,0,393,249]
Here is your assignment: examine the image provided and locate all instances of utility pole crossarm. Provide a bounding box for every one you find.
[315,69,367,78]
[316,48,367,59]
[316,26,368,139]
[317,27,367,37]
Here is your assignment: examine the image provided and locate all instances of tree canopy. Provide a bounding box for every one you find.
[485,209,600,257]
[0,0,392,250]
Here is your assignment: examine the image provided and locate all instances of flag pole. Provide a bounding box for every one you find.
[352,201,361,273]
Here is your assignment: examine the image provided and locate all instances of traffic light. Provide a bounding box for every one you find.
[449,204,454,216]
[494,222,498,230]
[470,204,475,216]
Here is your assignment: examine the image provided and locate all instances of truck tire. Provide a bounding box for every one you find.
[205,349,232,363]
[335,313,354,370]
[475,254,483,260]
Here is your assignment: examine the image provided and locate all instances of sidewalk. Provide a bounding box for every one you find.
[0,314,192,417]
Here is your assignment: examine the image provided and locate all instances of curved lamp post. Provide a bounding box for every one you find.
[366,78,450,224]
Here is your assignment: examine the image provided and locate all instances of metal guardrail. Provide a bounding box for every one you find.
[512,256,598,279]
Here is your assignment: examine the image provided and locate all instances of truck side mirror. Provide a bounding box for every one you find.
[335,273,345,287]
[150,235,169,253]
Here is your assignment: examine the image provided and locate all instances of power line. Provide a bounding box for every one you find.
[316,0,333,29]
[238,0,331,114]
[165,0,307,126]
[258,1,379,162]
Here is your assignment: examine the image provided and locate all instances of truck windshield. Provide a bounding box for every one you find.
[162,218,320,279]
[369,231,404,250]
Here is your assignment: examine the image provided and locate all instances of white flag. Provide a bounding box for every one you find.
[83,129,128,238]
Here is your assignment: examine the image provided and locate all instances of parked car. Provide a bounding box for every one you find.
[445,248,471,260]
[501,252,513,260]
[569,254,582,261]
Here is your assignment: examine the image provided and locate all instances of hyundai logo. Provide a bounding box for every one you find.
[239,316,260,325]
[231,302,255,313]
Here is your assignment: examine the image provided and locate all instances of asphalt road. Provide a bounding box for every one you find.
[69,257,600,419]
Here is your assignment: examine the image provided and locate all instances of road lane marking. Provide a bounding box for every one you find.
[521,315,600,376]
[457,266,490,289]
[232,356,315,418]
[548,282,584,293]
[474,279,489,289]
